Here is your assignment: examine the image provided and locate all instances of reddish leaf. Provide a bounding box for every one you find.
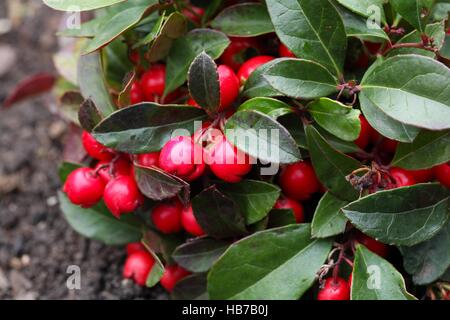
[3,73,56,108]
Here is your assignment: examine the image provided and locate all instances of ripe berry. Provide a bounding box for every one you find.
[237,56,274,84]
[135,152,160,168]
[151,200,183,234]
[220,37,259,71]
[279,161,320,201]
[206,134,252,183]
[434,163,450,188]
[130,81,145,104]
[63,168,105,208]
[123,251,155,286]
[160,264,191,292]
[354,115,372,150]
[103,175,144,218]
[273,197,304,223]
[159,136,205,181]
[140,64,166,102]
[186,97,200,108]
[182,5,204,24]
[354,230,389,258]
[317,277,350,300]
[390,167,415,187]
[379,138,398,154]
[365,41,382,55]
[278,43,296,58]
[181,204,205,237]
[95,157,131,183]
[410,169,434,183]
[217,65,240,111]
[81,131,113,161]
[126,242,146,255]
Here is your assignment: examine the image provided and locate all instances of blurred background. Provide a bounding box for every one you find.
[0,0,165,299]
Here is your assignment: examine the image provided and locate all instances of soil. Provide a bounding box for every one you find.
[0,1,167,300]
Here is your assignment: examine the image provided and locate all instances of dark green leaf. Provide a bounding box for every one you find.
[267,209,296,228]
[172,274,209,300]
[336,0,386,21]
[242,58,288,98]
[78,99,102,132]
[311,192,349,238]
[43,0,125,11]
[391,0,434,32]
[238,97,293,118]
[141,239,165,287]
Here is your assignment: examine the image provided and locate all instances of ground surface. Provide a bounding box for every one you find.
[0,0,166,300]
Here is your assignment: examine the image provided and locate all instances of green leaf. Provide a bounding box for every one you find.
[77,52,116,117]
[431,3,450,22]
[172,274,209,300]
[238,97,293,118]
[400,222,450,285]
[308,98,361,142]
[336,0,386,20]
[267,209,297,228]
[360,54,450,131]
[58,192,142,245]
[306,125,362,201]
[343,183,450,246]
[172,238,230,273]
[391,0,434,32]
[192,186,247,239]
[262,59,339,99]
[266,0,347,76]
[392,130,450,170]
[207,224,333,300]
[225,110,302,164]
[217,180,281,225]
[188,52,220,113]
[352,245,416,300]
[242,58,288,98]
[43,0,125,11]
[141,238,165,287]
[165,29,230,96]
[211,3,274,37]
[311,192,349,238]
[78,99,102,132]
[92,103,207,153]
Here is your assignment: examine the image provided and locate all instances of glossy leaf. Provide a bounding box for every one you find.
[336,0,385,20]
[207,224,332,300]
[141,238,165,287]
[172,274,209,300]
[238,97,293,119]
[311,192,349,238]
[242,58,288,98]
[267,209,296,228]
[343,183,450,246]
[78,99,101,132]
[43,0,125,11]
[390,0,434,32]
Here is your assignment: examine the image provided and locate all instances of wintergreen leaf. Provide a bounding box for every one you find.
[390,0,434,32]
[268,209,297,228]
[392,130,450,170]
[352,245,416,300]
[242,58,288,98]
[43,0,125,11]
[207,224,332,300]
[360,54,450,131]
[343,183,450,246]
[308,98,361,142]
[238,97,293,119]
[266,0,347,76]
[311,192,349,238]
[141,238,165,287]
[336,0,386,20]
[211,3,274,37]
[172,274,209,300]
[78,99,101,132]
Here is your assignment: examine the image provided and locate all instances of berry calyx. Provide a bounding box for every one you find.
[103,175,144,218]
[160,264,191,292]
[181,204,205,237]
[63,168,105,208]
[140,64,166,102]
[135,152,160,168]
[81,131,114,161]
[130,81,145,104]
[434,163,450,188]
[220,37,259,71]
[151,200,183,234]
[123,251,155,286]
[126,242,146,255]
[354,230,389,258]
[159,136,205,181]
[279,161,320,201]
[278,43,296,58]
[237,55,274,84]
[273,197,304,223]
[95,157,131,183]
[217,65,240,111]
[390,167,415,187]
[206,133,252,183]
[317,277,350,300]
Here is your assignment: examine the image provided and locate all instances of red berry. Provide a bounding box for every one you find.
[355,52,369,69]
[354,115,372,150]
[126,242,146,255]
[317,277,350,300]
[182,5,204,24]
[130,81,145,104]
[160,264,191,292]
[159,136,205,181]
[63,168,105,208]
[278,43,296,58]
[95,157,131,183]
[410,168,434,183]
[435,163,450,188]
[217,65,240,111]
[237,56,274,84]
[279,161,320,201]
[135,152,160,168]
[181,204,205,237]
[103,175,144,218]
[220,37,259,71]
[390,167,415,187]
[206,134,252,183]
[151,200,183,234]
[140,64,166,102]
[81,131,114,161]
[273,197,304,223]
[186,97,201,108]
[123,251,155,286]
[379,138,398,154]
[365,41,382,55]
[354,230,389,258]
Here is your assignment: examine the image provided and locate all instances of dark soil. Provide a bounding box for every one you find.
[0,1,166,300]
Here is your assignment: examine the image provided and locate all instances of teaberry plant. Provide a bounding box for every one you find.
[34,0,450,300]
